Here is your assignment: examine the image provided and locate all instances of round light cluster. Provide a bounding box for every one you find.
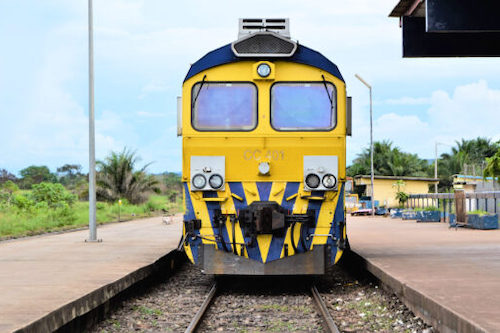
[322,174,337,188]
[305,173,337,190]
[209,174,224,189]
[192,173,224,190]
[305,173,321,189]
[192,174,207,189]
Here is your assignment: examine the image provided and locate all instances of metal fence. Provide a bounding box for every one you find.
[408,191,500,216]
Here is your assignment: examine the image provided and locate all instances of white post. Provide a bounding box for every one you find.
[435,142,438,194]
[87,0,97,242]
[355,74,375,217]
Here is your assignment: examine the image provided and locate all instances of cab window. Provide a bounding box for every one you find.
[192,82,257,131]
[271,82,336,131]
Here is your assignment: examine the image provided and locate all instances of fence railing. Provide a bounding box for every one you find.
[408,191,500,215]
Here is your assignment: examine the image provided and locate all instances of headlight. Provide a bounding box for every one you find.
[208,174,224,189]
[322,174,337,188]
[192,174,207,189]
[258,162,270,175]
[257,63,271,78]
[305,173,320,189]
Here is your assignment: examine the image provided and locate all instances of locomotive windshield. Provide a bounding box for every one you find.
[271,82,336,131]
[192,82,257,131]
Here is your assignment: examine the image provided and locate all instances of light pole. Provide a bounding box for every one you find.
[87,0,98,242]
[355,74,375,216]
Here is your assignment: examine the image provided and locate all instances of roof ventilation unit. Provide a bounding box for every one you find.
[232,18,297,58]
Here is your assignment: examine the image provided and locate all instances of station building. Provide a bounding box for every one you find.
[354,175,439,208]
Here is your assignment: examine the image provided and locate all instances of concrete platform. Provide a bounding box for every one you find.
[0,215,182,333]
[347,216,500,333]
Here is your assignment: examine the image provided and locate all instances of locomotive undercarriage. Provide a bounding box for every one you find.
[183,200,347,275]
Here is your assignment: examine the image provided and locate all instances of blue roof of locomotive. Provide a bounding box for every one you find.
[184,43,344,82]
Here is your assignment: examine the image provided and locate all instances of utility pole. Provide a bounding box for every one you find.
[355,74,375,216]
[87,0,98,242]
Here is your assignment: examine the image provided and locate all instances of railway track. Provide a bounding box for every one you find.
[185,281,340,333]
[90,263,432,332]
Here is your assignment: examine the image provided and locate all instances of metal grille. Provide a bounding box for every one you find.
[238,18,290,38]
[233,34,296,56]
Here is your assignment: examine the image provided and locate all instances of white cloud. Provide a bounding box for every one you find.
[3,0,500,174]
[349,80,500,163]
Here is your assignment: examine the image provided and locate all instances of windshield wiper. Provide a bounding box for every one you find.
[192,75,207,106]
[321,74,334,109]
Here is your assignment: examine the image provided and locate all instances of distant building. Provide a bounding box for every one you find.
[453,174,500,193]
[354,175,439,208]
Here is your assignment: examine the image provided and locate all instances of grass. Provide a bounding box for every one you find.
[468,210,491,216]
[0,194,183,239]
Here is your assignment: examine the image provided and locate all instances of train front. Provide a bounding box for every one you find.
[179,19,349,275]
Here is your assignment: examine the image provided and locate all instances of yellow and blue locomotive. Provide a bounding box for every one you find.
[178,19,351,275]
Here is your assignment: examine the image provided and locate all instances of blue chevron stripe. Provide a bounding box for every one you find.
[203,191,232,251]
[327,183,344,264]
[303,191,323,251]
[228,182,263,262]
[183,183,201,264]
[256,182,273,201]
[266,182,300,262]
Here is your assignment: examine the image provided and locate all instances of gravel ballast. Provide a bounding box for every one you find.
[91,261,433,333]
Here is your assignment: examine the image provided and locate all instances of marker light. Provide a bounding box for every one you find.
[305,173,320,189]
[322,174,337,188]
[257,63,271,78]
[192,174,207,189]
[209,174,224,189]
[258,162,270,175]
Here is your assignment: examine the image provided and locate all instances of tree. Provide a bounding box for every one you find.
[437,137,499,190]
[96,148,160,204]
[455,137,498,166]
[163,172,182,202]
[483,149,500,184]
[0,168,16,184]
[19,165,57,189]
[57,164,84,186]
[347,140,430,177]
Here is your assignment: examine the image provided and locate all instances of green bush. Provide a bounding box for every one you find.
[12,194,35,210]
[31,182,76,208]
[424,206,439,211]
[1,180,19,194]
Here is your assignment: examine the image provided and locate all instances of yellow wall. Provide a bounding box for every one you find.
[356,178,436,208]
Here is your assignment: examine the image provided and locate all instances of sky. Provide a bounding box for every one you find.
[1,0,499,175]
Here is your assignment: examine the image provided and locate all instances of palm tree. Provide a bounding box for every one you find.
[484,149,500,183]
[347,140,429,177]
[437,138,499,190]
[96,148,160,204]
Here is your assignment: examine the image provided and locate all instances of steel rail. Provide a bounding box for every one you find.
[184,282,217,333]
[311,285,340,333]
